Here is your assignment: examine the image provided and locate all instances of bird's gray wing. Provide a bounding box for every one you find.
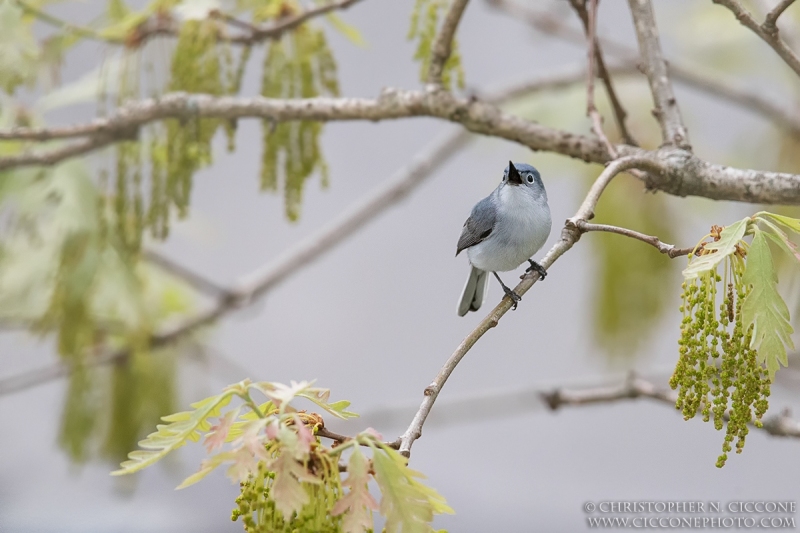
[456,196,496,256]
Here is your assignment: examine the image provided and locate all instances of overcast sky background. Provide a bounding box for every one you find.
[2,0,800,532]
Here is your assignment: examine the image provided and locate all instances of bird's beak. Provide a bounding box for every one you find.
[507,161,523,186]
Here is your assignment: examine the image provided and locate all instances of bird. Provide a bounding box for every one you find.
[456,161,552,316]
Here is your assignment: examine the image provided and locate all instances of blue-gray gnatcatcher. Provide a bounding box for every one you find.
[456,161,552,316]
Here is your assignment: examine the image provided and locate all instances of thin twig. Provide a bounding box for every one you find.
[233,0,364,45]
[627,0,691,149]
[397,155,658,457]
[486,0,800,134]
[713,0,800,78]
[765,0,798,30]
[19,0,364,47]
[427,0,470,85]
[585,0,618,157]
[569,0,635,150]
[577,221,694,258]
[315,427,352,444]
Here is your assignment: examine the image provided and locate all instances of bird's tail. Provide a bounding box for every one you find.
[457,266,489,317]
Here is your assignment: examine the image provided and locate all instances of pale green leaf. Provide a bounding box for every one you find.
[107,0,131,22]
[176,450,236,489]
[759,219,800,263]
[758,212,800,235]
[331,448,378,533]
[226,401,276,441]
[370,444,453,533]
[252,380,313,405]
[683,218,749,279]
[742,230,794,378]
[296,395,359,420]
[269,449,321,519]
[111,389,234,475]
[251,380,358,418]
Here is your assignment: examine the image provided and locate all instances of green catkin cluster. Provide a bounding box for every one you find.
[109,51,146,254]
[232,449,347,533]
[223,44,253,152]
[159,19,225,229]
[408,0,465,89]
[260,24,338,221]
[115,141,144,253]
[671,260,772,467]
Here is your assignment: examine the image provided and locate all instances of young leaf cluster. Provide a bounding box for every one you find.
[112,379,453,533]
[671,213,799,466]
[408,0,465,90]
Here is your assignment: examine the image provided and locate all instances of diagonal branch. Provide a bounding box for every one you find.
[627,0,691,149]
[142,249,231,298]
[713,0,800,77]
[427,0,471,85]
[397,155,659,456]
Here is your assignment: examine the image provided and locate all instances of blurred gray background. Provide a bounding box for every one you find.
[2,0,800,531]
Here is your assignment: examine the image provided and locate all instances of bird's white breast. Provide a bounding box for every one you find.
[467,185,551,272]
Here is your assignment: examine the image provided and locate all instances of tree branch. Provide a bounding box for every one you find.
[224,0,365,45]
[576,221,694,258]
[3,91,800,204]
[427,0,470,85]
[569,0,635,150]
[142,249,231,299]
[541,375,800,439]
[360,373,800,441]
[397,156,655,456]
[0,128,472,397]
[20,0,365,47]
[627,0,691,149]
[713,0,800,78]
[486,0,800,134]
[765,0,797,30]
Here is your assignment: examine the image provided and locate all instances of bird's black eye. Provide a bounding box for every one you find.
[527,174,534,183]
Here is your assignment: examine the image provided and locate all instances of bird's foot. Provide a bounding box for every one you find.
[526,260,547,280]
[501,285,522,310]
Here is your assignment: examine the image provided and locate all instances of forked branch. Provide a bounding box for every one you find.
[713,0,800,77]
[627,0,691,149]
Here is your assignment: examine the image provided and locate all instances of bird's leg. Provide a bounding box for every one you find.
[492,272,521,310]
[525,259,547,280]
